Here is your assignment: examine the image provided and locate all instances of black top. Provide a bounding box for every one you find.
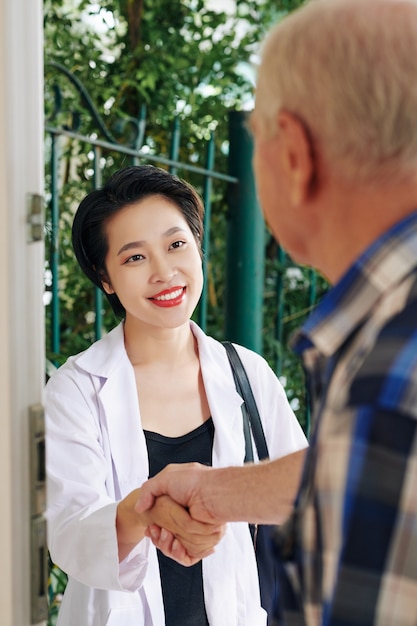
[144,418,215,626]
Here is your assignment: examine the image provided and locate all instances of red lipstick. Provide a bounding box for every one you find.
[149,286,186,308]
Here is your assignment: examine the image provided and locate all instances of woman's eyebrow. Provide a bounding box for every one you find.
[116,227,187,256]
[164,226,187,237]
[117,240,145,256]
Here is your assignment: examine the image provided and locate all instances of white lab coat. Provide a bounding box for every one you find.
[45,321,307,626]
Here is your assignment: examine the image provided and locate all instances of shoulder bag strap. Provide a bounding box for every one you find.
[222,341,269,461]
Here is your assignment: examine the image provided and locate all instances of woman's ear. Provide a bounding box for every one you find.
[98,269,114,295]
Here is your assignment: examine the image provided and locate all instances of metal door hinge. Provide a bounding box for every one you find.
[26,193,44,243]
[29,403,48,623]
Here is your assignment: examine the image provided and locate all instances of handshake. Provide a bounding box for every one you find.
[117,462,227,567]
[116,451,306,565]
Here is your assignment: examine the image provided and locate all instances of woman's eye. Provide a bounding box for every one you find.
[124,253,144,264]
[170,240,186,250]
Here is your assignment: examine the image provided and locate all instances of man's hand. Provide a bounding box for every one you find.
[117,478,224,563]
[135,462,219,524]
[132,463,225,565]
[143,495,225,565]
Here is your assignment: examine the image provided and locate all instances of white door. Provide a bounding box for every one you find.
[0,0,45,624]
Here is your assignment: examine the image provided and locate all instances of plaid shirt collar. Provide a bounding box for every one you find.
[292,210,417,360]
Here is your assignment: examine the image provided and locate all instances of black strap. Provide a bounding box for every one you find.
[222,341,269,461]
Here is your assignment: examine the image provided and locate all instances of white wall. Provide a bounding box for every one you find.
[0,0,45,623]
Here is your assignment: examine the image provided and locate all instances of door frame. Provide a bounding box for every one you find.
[0,0,45,624]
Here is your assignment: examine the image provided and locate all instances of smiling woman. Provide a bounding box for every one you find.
[99,194,203,332]
[44,164,308,626]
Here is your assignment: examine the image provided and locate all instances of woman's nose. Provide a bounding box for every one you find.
[150,255,176,283]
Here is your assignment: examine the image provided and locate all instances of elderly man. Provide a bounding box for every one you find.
[137,0,417,623]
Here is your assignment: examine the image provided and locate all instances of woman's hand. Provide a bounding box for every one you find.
[116,488,225,564]
[145,495,225,563]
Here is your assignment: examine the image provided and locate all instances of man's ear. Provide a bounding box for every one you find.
[277,110,315,206]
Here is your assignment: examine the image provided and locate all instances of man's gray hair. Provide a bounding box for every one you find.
[256,0,417,183]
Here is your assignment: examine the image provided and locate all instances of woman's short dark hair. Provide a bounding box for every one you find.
[72,164,205,319]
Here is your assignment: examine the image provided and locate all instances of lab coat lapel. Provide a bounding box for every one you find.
[76,324,149,498]
[99,359,149,497]
[206,365,246,468]
[193,324,246,469]
[99,358,149,498]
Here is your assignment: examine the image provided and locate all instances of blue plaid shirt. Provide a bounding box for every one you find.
[275,211,417,626]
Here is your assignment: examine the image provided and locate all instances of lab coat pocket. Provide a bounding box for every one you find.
[105,607,143,626]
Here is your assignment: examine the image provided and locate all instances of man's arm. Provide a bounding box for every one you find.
[136,449,306,525]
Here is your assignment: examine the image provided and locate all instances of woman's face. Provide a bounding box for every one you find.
[102,194,203,331]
